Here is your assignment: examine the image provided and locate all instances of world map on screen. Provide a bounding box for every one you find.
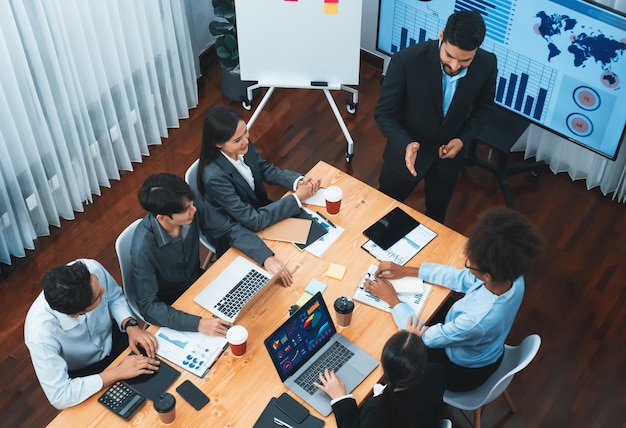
[534,10,626,88]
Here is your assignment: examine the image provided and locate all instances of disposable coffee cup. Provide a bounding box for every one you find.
[226,325,248,357]
[154,392,176,425]
[325,186,343,216]
[334,296,354,328]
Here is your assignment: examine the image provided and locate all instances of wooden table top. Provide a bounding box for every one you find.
[48,161,467,428]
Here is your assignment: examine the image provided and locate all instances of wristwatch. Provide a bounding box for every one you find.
[123,318,139,330]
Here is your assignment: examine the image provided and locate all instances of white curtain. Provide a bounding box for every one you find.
[0,0,198,265]
[512,0,626,203]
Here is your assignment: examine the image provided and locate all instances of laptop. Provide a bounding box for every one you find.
[194,256,286,323]
[264,292,378,416]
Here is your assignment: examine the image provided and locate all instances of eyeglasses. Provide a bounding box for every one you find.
[465,258,488,274]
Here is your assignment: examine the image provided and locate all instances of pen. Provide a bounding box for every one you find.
[315,211,337,228]
[274,417,294,428]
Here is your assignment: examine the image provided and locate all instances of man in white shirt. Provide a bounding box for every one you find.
[24,259,159,409]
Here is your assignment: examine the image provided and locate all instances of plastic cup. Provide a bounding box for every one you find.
[325,186,343,216]
[226,325,248,357]
[154,392,176,425]
[334,296,354,328]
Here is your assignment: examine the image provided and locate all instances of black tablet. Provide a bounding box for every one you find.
[363,207,419,250]
[125,355,181,401]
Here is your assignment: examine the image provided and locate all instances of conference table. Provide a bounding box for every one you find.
[48,161,468,427]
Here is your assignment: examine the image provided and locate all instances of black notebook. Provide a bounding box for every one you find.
[125,355,181,401]
[253,395,324,428]
[363,207,420,250]
[294,210,328,250]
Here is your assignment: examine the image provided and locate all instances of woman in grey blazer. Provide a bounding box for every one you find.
[197,105,320,231]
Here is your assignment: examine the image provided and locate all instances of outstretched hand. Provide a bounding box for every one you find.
[405,142,421,176]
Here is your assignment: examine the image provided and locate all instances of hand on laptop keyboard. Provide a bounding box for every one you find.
[313,368,347,400]
[263,256,293,286]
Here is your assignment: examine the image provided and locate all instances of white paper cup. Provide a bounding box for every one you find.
[324,186,343,215]
[226,325,248,357]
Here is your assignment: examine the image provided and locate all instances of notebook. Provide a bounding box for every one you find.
[194,256,286,323]
[124,354,180,401]
[264,292,378,416]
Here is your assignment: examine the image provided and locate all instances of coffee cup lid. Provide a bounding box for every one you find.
[334,296,354,314]
[154,392,176,412]
[226,325,248,344]
[325,186,343,200]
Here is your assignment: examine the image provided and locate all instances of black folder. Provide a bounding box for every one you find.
[253,395,324,428]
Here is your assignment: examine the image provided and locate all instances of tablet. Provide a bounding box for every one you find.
[363,207,420,250]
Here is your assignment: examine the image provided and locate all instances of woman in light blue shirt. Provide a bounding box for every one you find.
[364,207,542,391]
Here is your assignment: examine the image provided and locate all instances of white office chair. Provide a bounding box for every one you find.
[115,219,148,326]
[185,159,216,269]
[443,334,541,428]
[438,419,453,428]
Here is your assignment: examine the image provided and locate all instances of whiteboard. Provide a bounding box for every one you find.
[236,0,362,87]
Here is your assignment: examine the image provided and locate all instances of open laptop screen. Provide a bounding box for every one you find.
[264,292,336,381]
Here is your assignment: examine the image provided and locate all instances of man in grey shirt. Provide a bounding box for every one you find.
[130,173,292,337]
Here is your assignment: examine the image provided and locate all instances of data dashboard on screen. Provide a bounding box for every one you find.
[376,0,626,159]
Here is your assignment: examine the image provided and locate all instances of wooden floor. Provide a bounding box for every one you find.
[1,59,624,428]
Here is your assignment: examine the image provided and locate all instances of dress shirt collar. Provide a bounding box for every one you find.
[148,213,191,247]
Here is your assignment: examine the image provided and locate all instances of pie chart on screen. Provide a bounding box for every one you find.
[303,312,321,331]
[566,113,594,137]
[573,86,600,111]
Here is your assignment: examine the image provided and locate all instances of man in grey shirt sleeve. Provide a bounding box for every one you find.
[130,173,293,337]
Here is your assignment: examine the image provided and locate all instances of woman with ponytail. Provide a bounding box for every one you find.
[315,323,445,428]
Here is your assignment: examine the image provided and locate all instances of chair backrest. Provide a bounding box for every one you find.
[480,334,541,407]
[184,159,201,200]
[114,219,146,323]
[184,159,216,252]
[443,334,541,410]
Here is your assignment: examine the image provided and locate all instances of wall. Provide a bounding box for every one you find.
[185,0,216,77]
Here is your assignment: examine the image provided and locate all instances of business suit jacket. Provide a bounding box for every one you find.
[375,40,497,183]
[331,364,445,428]
[201,142,302,231]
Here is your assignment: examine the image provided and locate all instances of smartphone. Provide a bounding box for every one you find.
[176,380,210,410]
[274,392,308,423]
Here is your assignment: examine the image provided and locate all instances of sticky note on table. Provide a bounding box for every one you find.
[295,292,313,307]
[305,279,328,295]
[326,263,346,280]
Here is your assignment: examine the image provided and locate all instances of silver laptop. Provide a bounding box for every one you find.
[264,292,378,416]
[194,256,285,323]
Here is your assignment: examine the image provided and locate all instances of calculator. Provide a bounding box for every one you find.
[98,381,146,420]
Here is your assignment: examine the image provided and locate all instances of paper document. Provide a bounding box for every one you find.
[301,188,326,206]
[155,327,227,378]
[353,265,431,315]
[361,223,437,266]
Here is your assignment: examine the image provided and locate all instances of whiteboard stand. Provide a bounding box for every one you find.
[243,83,359,163]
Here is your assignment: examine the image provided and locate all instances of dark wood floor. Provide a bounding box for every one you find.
[1,59,624,428]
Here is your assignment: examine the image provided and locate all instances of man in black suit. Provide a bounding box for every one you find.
[375,10,496,223]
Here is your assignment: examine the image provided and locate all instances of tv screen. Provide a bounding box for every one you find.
[376,0,626,160]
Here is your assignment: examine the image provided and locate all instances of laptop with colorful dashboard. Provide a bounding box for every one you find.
[263,292,378,416]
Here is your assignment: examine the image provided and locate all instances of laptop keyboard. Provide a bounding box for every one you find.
[214,269,269,318]
[294,341,355,395]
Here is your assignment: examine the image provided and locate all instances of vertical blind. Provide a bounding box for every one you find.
[0,0,198,265]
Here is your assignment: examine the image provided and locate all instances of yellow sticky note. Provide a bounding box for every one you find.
[324,3,338,14]
[326,263,347,280]
[295,292,313,308]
